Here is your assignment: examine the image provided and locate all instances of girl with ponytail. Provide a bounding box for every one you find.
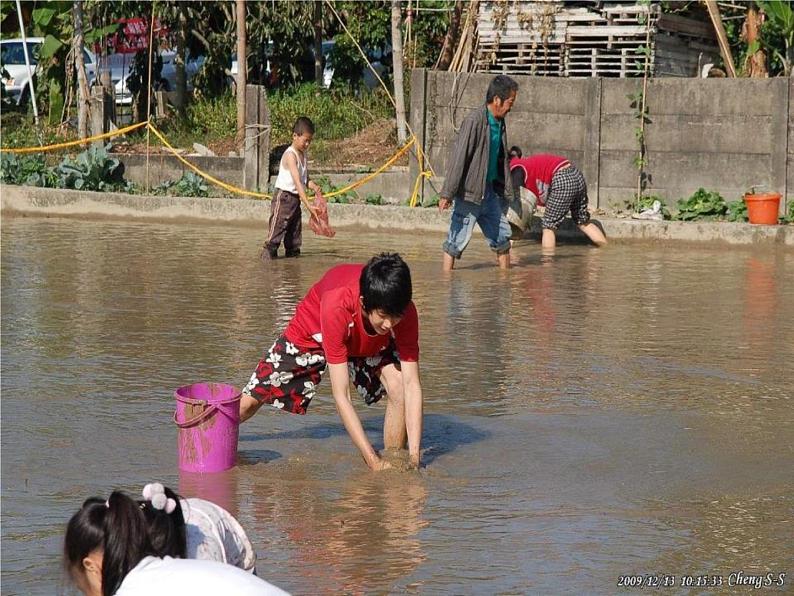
[64,490,285,596]
[138,482,256,573]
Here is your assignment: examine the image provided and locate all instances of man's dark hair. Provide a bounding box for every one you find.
[486,75,519,104]
[360,253,412,316]
[509,145,522,158]
[293,116,315,136]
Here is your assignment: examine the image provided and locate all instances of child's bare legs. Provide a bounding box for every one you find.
[497,251,511,269]
[442,252,456,272]
[379,363,408,450]
[579,222,607,246]
[542,224,607,248]
[239,394,264,423]
[541,228,557,249]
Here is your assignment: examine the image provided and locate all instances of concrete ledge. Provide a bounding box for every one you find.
[2,185,793,247]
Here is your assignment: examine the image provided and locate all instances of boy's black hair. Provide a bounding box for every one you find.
[293,116,315,136]
[486,75,519,104]
[509,145,522,158]
[359,253,412,317]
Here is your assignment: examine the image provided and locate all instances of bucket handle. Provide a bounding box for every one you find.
[173,395,242,429]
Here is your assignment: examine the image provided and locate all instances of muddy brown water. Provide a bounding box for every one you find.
[1,216,793,595]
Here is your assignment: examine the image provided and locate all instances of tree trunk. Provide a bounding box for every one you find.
[741,6,768,78]
[174,7,188,116]
[314,1,323,86]
[391,0,407,143]
[235,0,247,151]
[437,0,463,70]
[73,0,90,139]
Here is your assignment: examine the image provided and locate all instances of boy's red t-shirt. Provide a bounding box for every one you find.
[284,264,419,365]
[509,154,570,206]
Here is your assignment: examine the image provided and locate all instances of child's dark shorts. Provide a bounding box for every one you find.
[241,334,401,415]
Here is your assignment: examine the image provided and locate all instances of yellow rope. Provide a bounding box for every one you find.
[147,122,271,198]
[3,119,414,204]
[323,137,414,198]
[0,121,148,154]
[148,122,414,201]
[325,0,436,182]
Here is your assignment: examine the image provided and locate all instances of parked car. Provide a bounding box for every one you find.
[229,40,386,90]
[93,50,204,105]
[1,37,96,105]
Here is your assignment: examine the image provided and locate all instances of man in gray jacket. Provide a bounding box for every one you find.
[439,75,518,271]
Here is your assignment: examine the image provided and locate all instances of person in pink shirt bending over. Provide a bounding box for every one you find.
[239,252,423,471]
[509,146,607,249]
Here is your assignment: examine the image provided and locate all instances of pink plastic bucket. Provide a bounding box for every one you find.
[174,382,241,473]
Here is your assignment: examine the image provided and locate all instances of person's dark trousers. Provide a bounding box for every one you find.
[263,189,302,258]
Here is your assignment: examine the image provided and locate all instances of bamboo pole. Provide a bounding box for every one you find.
[705,0,737,77]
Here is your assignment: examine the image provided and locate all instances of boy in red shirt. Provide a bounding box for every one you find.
[239,253,422,471]
[508,146,607,249]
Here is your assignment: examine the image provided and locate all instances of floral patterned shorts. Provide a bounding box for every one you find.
[242,334,400,415]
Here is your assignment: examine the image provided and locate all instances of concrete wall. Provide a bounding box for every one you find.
[411,69,792,212]
[116,155,410,203]
[4,184,793,246]
[117,153,245,189]
[314,168,410,204]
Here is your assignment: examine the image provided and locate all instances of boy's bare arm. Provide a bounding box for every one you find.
[400,361,423,467]
[328,363,391,471]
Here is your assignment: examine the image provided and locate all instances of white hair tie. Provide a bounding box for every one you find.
[142,483,176,514]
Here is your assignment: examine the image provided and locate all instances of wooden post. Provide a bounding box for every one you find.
[235,0,247,151]
[408,68,428,204]
[155,90,169,118]
[90,86,104,148]
[243,84,270,192]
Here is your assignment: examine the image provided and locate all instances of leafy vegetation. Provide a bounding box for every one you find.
[364,192,384,205]
[153,172,209,197]
[421,194,440,208]
[55,145,127,190]
[315,175,357,204]
[0,153,56,187]
[725,199,749,222]
[0,144,128,191]
[781,200,794,224]
[674,188,727,221]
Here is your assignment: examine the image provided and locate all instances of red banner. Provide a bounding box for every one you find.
[107,18,169,54]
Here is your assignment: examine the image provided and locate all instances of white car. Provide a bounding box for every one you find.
[97,50,204,105]
[1,37,96,105]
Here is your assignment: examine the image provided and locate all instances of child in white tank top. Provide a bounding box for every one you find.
[263,116,320,260]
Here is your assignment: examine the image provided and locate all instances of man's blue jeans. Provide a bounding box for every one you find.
[442,183,512,259]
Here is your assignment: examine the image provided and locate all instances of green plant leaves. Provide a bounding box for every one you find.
[39,35,64,60]
[675,188,727,221]
[32,7,58,27]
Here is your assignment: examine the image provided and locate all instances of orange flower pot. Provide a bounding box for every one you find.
[744,192,781,225]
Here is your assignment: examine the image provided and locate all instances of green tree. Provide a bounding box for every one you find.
[757,0,794,75]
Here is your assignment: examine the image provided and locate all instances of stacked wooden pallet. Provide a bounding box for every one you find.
[565,3,659,77]
[474,1,718,78]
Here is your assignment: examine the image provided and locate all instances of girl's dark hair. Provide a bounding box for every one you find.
[138,486,187,559]
[509,145,522,158]
[64,491,154,596]
[293,116,315,136]
[486,75,519,104]
[360,253,412,317]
